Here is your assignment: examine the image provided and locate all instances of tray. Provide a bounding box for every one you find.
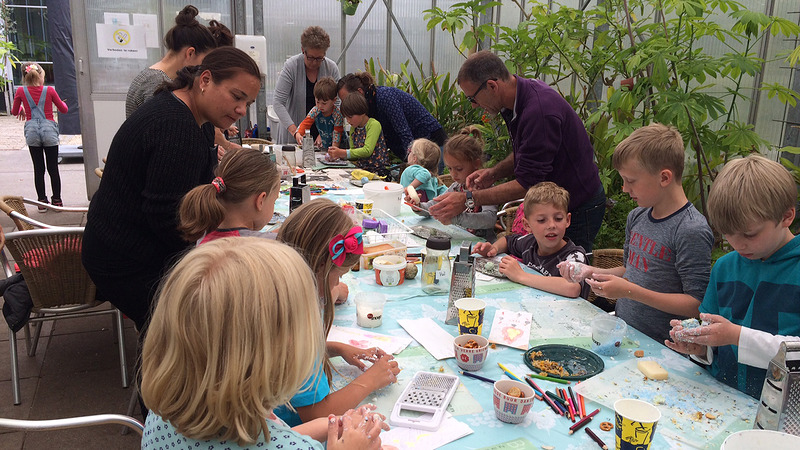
[475,256,505,278]
[353,208,414,245]
[524,344,604,381]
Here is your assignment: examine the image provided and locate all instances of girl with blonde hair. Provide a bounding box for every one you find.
[179,147,281,244]
[141,237,386,449]
[411,126,498,241]
[11,62,68,211]
[276,199,401,426]
[401,138,447,203]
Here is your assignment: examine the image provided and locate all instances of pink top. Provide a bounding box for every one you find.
[12,86,68,121]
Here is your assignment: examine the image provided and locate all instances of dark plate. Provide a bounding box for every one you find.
[524,344,604,381]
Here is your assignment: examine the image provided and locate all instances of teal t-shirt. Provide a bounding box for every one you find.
[400,164,445,202]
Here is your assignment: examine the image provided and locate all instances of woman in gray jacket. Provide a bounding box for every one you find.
[273,26,340,145]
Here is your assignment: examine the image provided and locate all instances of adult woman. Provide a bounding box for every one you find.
[338,72,446,162]
[82,46,261,332]
[125,5,231,118]
[273,26,340,145]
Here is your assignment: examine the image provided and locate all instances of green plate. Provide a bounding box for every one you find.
[524,344,604,381]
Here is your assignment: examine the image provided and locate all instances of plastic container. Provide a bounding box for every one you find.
[591,315,628,356]
[493,380,535,424]
[720,430,800,449]
[355,292,387,328]
[421,236,451,295]
[373,255,406,286]
[360,241,407,270]
[362,181,403,217]
[453,334,489,371]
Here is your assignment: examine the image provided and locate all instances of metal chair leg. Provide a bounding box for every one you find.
[28,313,45,357]
[10,328,21,405]
[114,310,129,388]
[121,388,139,435]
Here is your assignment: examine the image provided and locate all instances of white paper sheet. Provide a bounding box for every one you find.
[327,326,412,355]
[397,318,455,360]
[487,309,533,350]
[382,413,473,449]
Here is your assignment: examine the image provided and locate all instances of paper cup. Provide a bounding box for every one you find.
[453,334,489,371]
[454,297,486,335]
[614,399,661,450]
[592,315,628,356]
[720,430,800,449]
[355,199,374,215]
[354,292,387,328]
[493,379,535,424]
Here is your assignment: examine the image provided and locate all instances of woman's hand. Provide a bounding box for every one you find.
[294,132,304,146]
[358,354,400,391]
[585,273,633,299]
[665,320,707,356]
[327,405,386,450]
[672,313,741,348]
[472,242,497,257]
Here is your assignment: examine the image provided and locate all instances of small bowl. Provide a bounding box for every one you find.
[493,379,535,424]
[373,255,406,286]
[453,334,489,371]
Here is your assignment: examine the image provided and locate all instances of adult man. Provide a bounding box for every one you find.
[429,51,605,252]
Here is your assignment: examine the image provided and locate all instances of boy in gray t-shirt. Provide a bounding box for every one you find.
[560,124,713,343]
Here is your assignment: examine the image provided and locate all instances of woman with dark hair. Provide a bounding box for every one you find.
[273,26,340,144]
[83,46,261,332]
[338,72,446,162]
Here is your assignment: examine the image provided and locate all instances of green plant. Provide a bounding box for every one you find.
[592,192,638,250]
[424,1,501,57]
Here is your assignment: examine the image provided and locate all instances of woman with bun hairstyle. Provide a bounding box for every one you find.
[337,72,446,163]
[83,46,261,333]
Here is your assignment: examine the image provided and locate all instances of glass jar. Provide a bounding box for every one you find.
[421,236,451,295]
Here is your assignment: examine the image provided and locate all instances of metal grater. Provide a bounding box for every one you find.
[390,371,460,431]
[445,242,476,325]
[755,341,800,436]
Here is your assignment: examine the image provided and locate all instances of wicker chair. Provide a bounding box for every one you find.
[1,227,129,405]
[495,199,524,238]
[0,414,143,436]
[587,248,625,311]
[0,196,88,231]
[242,138,273,146]
[437,173,454,187]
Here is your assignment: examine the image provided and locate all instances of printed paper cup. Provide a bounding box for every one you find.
[614,398,661,450]
[493,379,535,424]
[453,334,489,371]
[454,297,486,335]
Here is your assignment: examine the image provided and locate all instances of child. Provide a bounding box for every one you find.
[293,77,344,149]
[11,63,68,211]
[411,126,498,242]
[559,123,713,343]
[141,237,387,449]
[666,154,800,398]
[401,138,446,203]
[276,199,401,426]
[327,93,390,176]
[179,147,281,244]
[473,182,588,298]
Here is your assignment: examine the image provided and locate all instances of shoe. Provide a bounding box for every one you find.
[37,199,49,213]
[51,198,63,207]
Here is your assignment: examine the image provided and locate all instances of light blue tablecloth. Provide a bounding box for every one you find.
[276,178,758,449]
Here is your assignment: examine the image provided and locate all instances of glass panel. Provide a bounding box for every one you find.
[161,0,234,39]
[7,5,50,81]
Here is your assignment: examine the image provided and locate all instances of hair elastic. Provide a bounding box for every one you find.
[328,226,364,266]
[25,64,38,74]
[211,176,226,194]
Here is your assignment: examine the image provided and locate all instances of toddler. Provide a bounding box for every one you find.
[294,77,344,149]
[401,138,446,203]
[328,92,390,176]
[474,182,588,298]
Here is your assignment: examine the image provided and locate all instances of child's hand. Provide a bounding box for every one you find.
[672,313,741,347]
[327,407,385,450]
[315,135,322,147]
[472,242,497,257]
[333,281,349,305]
[664,320,707,356]
[328,147,346,160]
[585,273,632,299]
[359,354,400,391]
[499,255,524,281]
[340,346,388,371]
[557,261,594,283]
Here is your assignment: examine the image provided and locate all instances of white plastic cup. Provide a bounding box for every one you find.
[591,315,628,356]
[362,181,403,217]
[354,292,387,328]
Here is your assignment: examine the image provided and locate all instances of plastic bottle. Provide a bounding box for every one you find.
[421,236,452,295]
[302,129,315,167]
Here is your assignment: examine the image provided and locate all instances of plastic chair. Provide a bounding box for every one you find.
[587,248,625,311]
[1,227,129,405]
[0,414,143,436]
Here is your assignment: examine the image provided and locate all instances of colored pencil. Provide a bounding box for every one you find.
[459,370,495,385]
[566,396,577,423]
[546,390,568,408]
[568,409,600,434]
[579,393,587,417]
[585,427,608,449]
[568,386,580,419]
[526,377,561,415]
[527,372,571,384]
[497,363,524,383]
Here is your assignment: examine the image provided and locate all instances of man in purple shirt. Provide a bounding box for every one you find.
[429,51,605,251]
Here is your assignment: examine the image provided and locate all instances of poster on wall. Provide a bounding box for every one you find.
[96,23,146,59]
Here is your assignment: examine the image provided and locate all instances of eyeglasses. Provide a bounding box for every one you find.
[303,51,326,62]
[465,78,496,104]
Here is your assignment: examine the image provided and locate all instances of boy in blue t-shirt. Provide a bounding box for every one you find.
[666,154,800,398]
[293,77,344,149]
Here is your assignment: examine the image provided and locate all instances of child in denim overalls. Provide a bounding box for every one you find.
[12,63,68,211]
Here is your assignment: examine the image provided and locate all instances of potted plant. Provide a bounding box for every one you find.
[340,0,361,16]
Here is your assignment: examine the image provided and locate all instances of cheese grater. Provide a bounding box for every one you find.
[445,242,476,325]
[390,371,460,431]
[755,341,800,435]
